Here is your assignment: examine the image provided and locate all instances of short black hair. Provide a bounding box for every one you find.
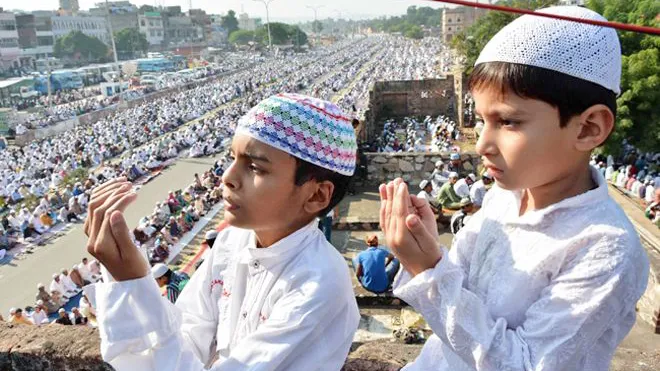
[293,157,352,217]
[468,62,617,128]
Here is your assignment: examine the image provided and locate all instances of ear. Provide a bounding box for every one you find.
[574,104,614,152]
[302,180,335,216]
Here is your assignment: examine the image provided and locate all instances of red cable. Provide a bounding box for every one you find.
[425,0,660,35]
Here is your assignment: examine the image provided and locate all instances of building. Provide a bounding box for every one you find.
[59,0,80,15]
[51,14,110,45]
[238,13,259,32]
[138,12,164,47]
[0,11,20,71]
[166,15,199,45]
[89,1,139,32]
[442,6,487,43]
[559,0,585,5]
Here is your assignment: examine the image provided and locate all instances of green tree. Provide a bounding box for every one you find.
[114,28,149,58]
[228,30,255,45]
[451,0,559,73]
[222,10,239,35]
[53,31,108,61]
[586,0,660,154]
[312,20,323,34]
[254,23,308,46]
[404,25,424,40]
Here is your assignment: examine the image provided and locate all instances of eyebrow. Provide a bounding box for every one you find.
[230,148,271,164]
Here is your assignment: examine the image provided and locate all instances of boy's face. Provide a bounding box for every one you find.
[223,133,311,242]
[473,88,580,191]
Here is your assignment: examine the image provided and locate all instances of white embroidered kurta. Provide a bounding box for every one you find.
[92,220,360,371]
[395,167,649,370]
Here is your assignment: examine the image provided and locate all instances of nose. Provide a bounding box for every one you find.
[221,159,239,191]
[475,121,498,158]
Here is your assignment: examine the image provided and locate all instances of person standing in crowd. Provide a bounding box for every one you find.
[8,308,33,325]
[352,235,400,294]
[378,7,649,370]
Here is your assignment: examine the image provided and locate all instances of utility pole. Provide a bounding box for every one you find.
[254,0,276,49]
[105,0,123,98]
[307,5,323,46]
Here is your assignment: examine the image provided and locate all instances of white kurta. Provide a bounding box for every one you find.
[92,220,359,370]
[395,167,649,370]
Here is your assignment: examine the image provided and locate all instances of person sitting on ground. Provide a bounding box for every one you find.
[59,205,80,223]
[150,235,170,263]
[31,301,50,326]
[70,197,84,216]
[60,269,81,294]
[416,180,440,215]
[177,213,192,232]
[167,216,183,238]
[193,173,206,192]
[194,196,206,217]
[55,308,73,325]
[70,307,88,326]
[167,191,181,213]
[645,188,660,226]
[437,172,462,210]
[450,198,476,235]
[453,173,476,199]
[9,308,33,325]
[469,172,494,209]
[79,294,97,327]
[447,153,469,177]
[50,273,73,300]
[36,283,60,313]
[70,265,88,286]
[151,263,189,304]
[78,257,100,283]
[431,160,449,191]
[352,235,400,294]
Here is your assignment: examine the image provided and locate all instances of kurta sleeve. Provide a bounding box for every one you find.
[95,255,219,371]
[393,233,647,370]
[211,275,358,371]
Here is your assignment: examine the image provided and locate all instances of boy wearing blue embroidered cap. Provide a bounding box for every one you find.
[84,93,360,370]
[379,6,649,370]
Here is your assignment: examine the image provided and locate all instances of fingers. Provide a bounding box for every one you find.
[385,181,395,239]
[410,194,436,222]
[379,184,387,234]
[405,214,442,260]
[86,185,133,251]
[85,178,129,236]
[393,182,410,241]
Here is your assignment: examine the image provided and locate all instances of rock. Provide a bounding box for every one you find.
[372,156,387,164]
[402,174,412,182]
[415,156,425,163]
[414,164,423,171]
[384,163,399,172]
[388,158,399,164]
[422,161,435,172]
[367,165,377,173]
[399,160,415,172]
[401,308,429,330]
[345,339,423,370]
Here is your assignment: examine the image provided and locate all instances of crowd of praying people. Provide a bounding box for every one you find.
[597,142,660,227]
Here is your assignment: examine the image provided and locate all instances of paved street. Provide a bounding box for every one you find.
[0,155,219,311]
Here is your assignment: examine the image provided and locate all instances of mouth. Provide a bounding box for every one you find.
[222,195,240,211]
[483,162,504,177]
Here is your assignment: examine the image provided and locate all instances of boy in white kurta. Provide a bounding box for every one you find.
[84,94,360,370]
[379,6,649,371]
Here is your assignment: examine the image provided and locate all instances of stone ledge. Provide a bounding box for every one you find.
[0,322,111,370]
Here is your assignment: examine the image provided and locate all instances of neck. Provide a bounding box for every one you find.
[520,163,595,215]
[254,218,312,248]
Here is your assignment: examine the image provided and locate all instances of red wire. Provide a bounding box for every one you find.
[425,0,660,35]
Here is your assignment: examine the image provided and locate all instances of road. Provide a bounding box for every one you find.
[0,155,219,311]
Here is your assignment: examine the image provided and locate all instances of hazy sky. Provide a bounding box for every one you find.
[11,0,454,21]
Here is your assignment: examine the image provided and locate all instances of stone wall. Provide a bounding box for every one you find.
[364,152,480,187]
[363,78,456,142]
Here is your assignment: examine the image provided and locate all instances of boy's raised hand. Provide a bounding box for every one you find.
[379,178,442,277]
[85,177,150,281]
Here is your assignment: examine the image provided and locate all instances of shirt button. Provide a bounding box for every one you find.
[251,260,260,269]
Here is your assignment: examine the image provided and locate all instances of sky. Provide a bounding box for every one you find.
[9,0,452,22]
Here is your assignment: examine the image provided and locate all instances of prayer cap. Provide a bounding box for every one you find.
[52,273,59,279]
[460,198,473,207]
[58,308,65,313]
[236,93,357,176]
[475,6,621,94]
[467,174,476,182]
[449,172,459,179]
[205,230,218,240]
[450,153,460,161]
[435,160,443,167]
[419,180,430,190]
[151,263,169,279]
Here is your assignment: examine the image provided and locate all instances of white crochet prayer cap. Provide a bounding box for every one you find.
[475,6,621,95]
